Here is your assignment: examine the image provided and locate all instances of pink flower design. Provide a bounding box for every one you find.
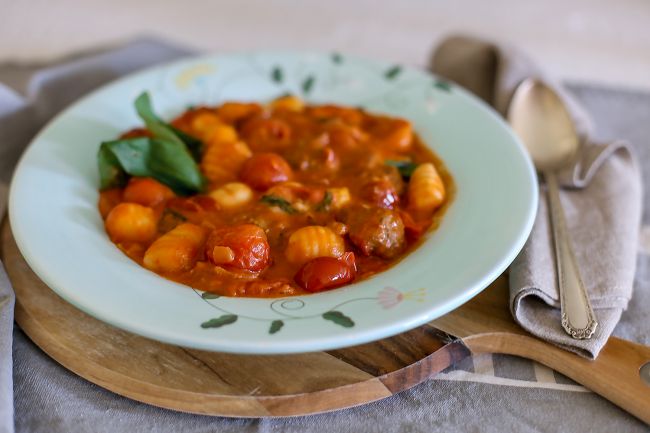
[377,287,404,309]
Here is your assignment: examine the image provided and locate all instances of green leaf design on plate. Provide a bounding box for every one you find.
[332,53,343,64]
[322,311,354,328]
[272,66,283,83]
[434,80,452,91]
[302,75,315,94]
[201,314,238,328]
[201,292,220,299]
[384,65,402,80]
[269,320,284,334]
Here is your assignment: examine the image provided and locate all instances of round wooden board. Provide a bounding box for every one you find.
[1,219,469,417]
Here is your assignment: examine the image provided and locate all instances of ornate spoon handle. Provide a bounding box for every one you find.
[545,171,598,339]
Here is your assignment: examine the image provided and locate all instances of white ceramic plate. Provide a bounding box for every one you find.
[9,51,538,354]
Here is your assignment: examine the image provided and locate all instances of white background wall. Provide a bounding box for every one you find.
[1,0,649,90]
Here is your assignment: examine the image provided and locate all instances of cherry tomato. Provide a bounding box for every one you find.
[98,188,123,219]
[398,210,430,241]
[123,177,175,208]
[361,179,400,209]
[240,117,292,151]
[119,128,152,139]
[167,196,216,215]
[216,102,262,124]
[294,253,356,292]
[205,224,270,272]
[239,153,293,190]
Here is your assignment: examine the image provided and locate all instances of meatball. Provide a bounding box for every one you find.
[343,205,405,259]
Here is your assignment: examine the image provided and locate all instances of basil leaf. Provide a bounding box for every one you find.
[97,142,128,189]
[385,160,418,180]
[98,137,204,194]
[134,92,203,162]
[170,125,203,162]
[259,195,297,214]
[97,92,205,194]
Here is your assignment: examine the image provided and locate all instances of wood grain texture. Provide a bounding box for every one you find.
[0,218,469,417]
[2,218,649,421]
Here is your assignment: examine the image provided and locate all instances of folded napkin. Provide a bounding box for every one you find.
[431,35,642,359]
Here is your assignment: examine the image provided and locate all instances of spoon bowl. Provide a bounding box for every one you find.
[508,78,579,172]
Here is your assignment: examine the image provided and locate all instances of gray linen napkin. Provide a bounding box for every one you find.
[431,35,642,359]
[0,37,191,433]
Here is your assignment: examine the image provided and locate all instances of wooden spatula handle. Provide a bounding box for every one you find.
[464,333,650,424]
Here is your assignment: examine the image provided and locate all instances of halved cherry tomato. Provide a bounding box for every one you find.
[294,252,356,292]
[205,224,270,272]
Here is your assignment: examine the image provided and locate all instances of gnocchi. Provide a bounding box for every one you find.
[201,140,253,184]
[407,163,446,216]
[209,182,254,210]
[285,226,345,265]
[105,203,158,243]
[143,223,206,273]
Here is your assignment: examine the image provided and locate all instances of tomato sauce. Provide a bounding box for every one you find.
[99,96,453,297]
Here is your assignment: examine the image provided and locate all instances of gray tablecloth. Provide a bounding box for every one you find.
[1,39,649,433]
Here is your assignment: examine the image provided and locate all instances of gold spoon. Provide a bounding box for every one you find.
[508,78,597,339]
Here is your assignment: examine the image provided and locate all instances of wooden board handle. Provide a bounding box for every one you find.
[464,333,650,425]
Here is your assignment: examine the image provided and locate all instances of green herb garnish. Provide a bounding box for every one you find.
[134,92,203,161]
[162,208,187,222]
[315,190,333,212]
[385,160,418,180]
[169,125,203,161]
[97,92,205,194]
[260,195,297,214]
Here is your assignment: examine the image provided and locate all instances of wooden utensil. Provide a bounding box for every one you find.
[1,219,648,422]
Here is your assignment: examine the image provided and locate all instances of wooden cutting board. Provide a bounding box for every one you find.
[1,219,649,422]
